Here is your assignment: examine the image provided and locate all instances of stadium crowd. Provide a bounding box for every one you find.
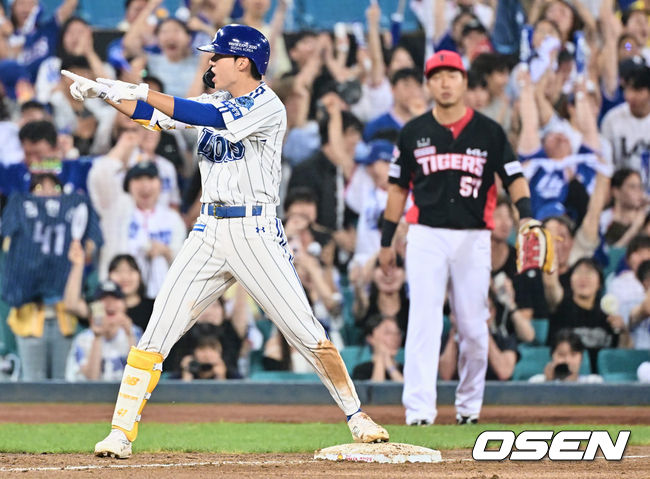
[0,0,650,384]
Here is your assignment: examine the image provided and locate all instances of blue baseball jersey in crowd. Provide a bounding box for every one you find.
[0,157,94,197]
[17,15,60,82]
[362,112,402,142]
[0,192,103,307]
[520,145,599,220]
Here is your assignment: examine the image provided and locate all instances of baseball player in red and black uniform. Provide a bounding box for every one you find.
[379,51,535,426]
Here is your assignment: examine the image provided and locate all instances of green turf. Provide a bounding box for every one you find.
[0,423,645,454]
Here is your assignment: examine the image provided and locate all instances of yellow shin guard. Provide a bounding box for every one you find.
[110,347,163,442]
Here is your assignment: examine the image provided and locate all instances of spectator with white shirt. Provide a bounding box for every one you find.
[120,161,186,297]
[351,3,399,124]
[529,329,603,383]
[348,139,395,271]
[87,125,186,289]
[123,16,200,98]
[51,55,113,156]
[601,66,650,188]
[115,109,181,209]
[237,0,291,80]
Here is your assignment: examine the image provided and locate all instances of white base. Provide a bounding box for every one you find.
[314,442,442,464]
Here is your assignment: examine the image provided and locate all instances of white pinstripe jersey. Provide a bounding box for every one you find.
[194,82,286,206]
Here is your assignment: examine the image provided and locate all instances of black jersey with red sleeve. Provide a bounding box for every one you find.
[388,108,524,229]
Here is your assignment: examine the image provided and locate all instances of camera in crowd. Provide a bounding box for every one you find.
[187,360,217,379]
[552,363,572,381]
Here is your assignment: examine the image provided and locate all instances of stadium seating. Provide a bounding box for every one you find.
[339,346,406,375]
[603,247,627,278]
[579,352,592,376]
[340,346,372,374]
[512,345,550,380]
[255,319,273,343]
[248,349,264,375]
[249,370,319,382]
[512,344,593,380]
[531,319,549,345]
[597,349,650,382]
[341,322,364,346]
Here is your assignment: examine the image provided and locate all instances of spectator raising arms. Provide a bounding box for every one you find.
[34,16,109,104]
[124,15,200,98]
[5,0,79,81]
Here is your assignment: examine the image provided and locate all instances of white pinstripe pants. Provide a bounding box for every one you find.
[138,213,361,415]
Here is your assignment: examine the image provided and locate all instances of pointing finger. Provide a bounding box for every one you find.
[61,69,87,82]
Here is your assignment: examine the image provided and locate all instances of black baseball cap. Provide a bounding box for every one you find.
[123,161,159,192]
[95,280,125,300]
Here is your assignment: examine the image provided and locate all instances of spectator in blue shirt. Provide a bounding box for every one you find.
[6,0,79,82]
[363,68,426,142]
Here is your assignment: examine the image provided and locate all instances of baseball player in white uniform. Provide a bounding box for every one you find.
[63,24,388,459]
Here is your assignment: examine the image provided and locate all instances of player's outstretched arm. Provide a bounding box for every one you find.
[97,78,227,129]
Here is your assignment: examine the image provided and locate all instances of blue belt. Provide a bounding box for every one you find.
[201,203,263,218]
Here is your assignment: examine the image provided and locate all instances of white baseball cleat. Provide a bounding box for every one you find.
[347,412,390,443]
[94,429,132,459]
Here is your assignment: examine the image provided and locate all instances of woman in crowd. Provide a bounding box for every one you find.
[543,257,627,371]
[107,254,154,331]
[352,315,404,382]
[355,255,409,340]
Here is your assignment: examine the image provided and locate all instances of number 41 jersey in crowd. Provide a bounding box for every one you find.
[389,108,524,229]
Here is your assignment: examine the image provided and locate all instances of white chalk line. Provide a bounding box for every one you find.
[1,455,649,472]
[0,459,309,473]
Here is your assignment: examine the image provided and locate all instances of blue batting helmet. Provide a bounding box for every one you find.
[197,24,270,75]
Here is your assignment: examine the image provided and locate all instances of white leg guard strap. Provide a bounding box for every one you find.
[110,347,163,442]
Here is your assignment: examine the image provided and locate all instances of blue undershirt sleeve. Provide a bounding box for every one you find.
[132,100,154,121]
[172,97,226,128]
